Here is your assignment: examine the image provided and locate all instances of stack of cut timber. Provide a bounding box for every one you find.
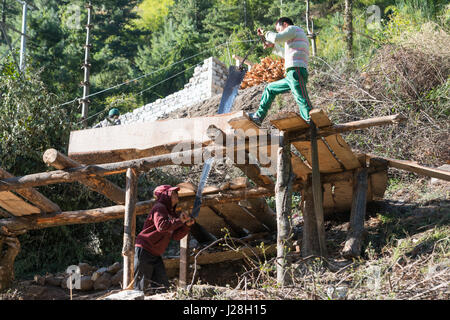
[240,57,285,89]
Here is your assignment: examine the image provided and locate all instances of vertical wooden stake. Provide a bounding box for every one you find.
[275,130,294,286]
[122,168,137,288]
[179,233,190,288]
[301,179,321,256]
[310,122,327,257]
[342,167,368,258]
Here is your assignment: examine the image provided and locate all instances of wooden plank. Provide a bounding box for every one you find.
[212,203,266,234]
[332,180,354,211]
[310,110,361,171]
[367,154,450,182]
[230,177,249,189]
[68,111,244,164]
[177,182,196,197]
[194,206,229,237]
[270,112,309,131]
[309,109,332,127]
[291,153,311,180]
[239,198,277,231]
[0,191,41,216]
[202,185,221,195]
[293,140,343,173]
[0,168,60,213]
[324,135,361,170]
[228,113,261,136]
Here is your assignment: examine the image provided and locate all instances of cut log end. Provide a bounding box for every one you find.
[42,148,59,166]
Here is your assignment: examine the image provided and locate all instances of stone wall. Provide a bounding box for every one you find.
[119,57,229,125]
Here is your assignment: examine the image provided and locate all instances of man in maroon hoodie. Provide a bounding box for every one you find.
[134,185,194,293]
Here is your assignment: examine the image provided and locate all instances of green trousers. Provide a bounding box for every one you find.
[255,67,312,122]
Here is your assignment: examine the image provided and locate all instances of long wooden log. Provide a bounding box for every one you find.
[342,168,368,259]
[122,168,138,288]
[289,114,406,142]
[0,146,227,192]
[68,111,243,165]
[366,154,450,181]
[0,168,61,213]
[0,187,273,233]
[43,149,126,204]
[275,131,294,286]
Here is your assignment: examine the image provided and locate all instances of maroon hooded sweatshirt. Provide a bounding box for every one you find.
[135,187,190,256]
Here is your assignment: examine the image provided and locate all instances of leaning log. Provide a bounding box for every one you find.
[43,148,126,204]
[0,187,273,233]
[342,167,368,259]
[366,154,450,182]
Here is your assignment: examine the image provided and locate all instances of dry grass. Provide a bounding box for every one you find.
[307,23,450,167]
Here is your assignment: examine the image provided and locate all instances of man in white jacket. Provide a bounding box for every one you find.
[250,17,313,125]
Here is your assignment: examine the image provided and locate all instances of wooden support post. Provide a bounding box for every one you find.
[275,131,294,286]
[122,168,137,288]
[43,148,126,204]
[0,186,274,233]
[301,179,321,256]
[0,231,20,291]
[179,233,190,288]
[310,122,327,256]
[342,167,368,259]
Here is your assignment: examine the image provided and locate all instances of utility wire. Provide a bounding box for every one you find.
[57,39,259,109]
[77,62,201,125]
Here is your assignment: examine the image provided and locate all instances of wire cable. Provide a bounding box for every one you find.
[56,39,259,108]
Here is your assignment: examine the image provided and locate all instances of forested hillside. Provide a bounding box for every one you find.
[0,0,448,299]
